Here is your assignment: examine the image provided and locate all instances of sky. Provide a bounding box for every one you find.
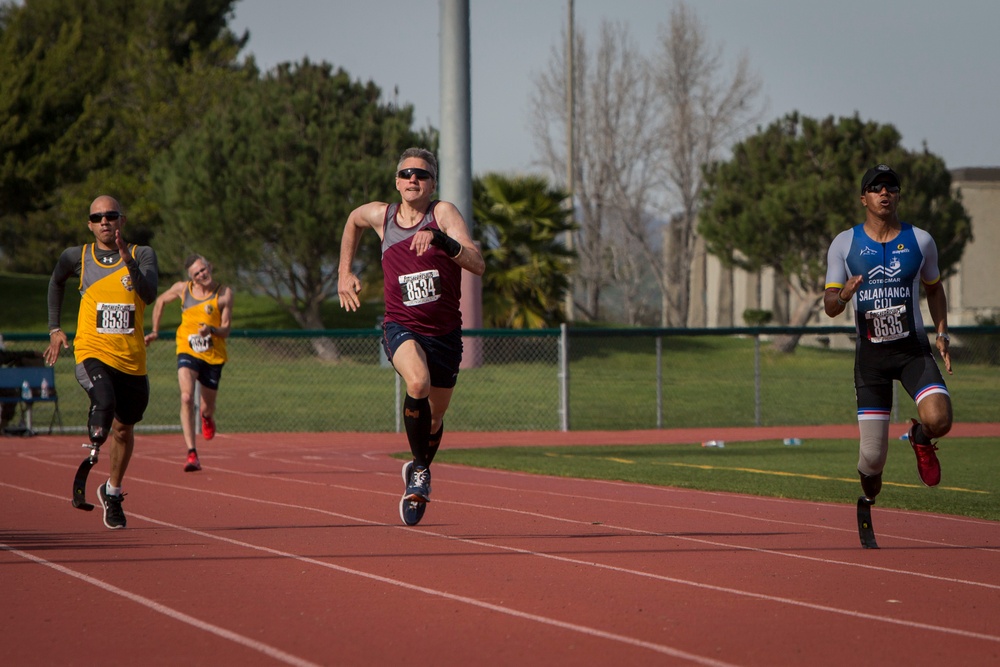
[229,0,1000,177]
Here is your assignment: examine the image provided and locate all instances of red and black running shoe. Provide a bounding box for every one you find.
[201,413,216,440]
[908,419,941,487]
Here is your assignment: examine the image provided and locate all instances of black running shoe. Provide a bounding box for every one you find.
[97,483,126,530]
[399,496,427,526]
[908,420,941,487]
[399,461,427,526]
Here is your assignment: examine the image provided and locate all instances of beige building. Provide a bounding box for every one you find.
[697,167,1000,330]
[944,168,1000,324]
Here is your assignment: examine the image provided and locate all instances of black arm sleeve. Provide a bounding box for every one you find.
[127,246,159,304]
[429,228,462,258]
[48,247,82,330]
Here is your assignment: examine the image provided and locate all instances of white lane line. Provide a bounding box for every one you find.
[124,452,1000,590]
[15,453,1000,648]
[0,540,321,667]
[21,450,1000,593]
[3,485,739,667]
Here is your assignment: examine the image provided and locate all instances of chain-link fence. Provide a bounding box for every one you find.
[2,326,997,435]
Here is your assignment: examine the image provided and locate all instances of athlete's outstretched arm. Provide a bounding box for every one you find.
[338,202,387,311]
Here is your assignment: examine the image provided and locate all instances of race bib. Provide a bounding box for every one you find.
[865,304,908,343]
[187,333,214,354]
[398,270,441,307]
[95,302,136,334]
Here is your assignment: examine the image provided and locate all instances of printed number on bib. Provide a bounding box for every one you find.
[188,333,213,354]
[865,304,908,343]
[399,270,441,307]
[96,302,136,334]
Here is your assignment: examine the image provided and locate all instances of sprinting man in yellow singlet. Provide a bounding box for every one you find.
[45,195,159,530]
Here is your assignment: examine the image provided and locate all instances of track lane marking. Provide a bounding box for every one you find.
[0,539,321,667]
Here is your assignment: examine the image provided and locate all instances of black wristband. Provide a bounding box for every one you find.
[429,229,462,258]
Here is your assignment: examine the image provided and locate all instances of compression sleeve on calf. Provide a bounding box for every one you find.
[403,394,432,467]
[426,423,444,466]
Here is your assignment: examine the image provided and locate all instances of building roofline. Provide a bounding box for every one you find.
[951,167,1000,182]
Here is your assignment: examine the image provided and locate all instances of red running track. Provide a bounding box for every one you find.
[2,427,998,666]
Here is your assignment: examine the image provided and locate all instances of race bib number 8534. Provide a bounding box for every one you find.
[398,270,441,307]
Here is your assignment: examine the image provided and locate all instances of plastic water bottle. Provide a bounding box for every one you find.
[40,378,50,399]
[783,438,802,446]
[702,440,725,448]
[21,380,31,400]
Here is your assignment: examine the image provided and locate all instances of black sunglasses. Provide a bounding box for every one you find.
[89,211,122,223]
[865,183,900,194]
[397,168,434,181]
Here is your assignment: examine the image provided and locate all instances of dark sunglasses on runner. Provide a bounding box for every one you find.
[864,183,900,194]
[397,168,434,181]
[89,211,122,223]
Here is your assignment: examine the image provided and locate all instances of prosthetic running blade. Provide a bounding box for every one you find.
[857,496,878,549]
[72,444,99,511]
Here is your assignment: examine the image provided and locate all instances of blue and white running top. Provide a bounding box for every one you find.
[825,222,941,344]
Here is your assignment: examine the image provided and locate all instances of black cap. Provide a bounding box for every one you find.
[861,164,900,193]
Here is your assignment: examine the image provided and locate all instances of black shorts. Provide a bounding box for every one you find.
[76,359,150,425]
[854,339,948,417]
[382,321,463,389]
[177,353,225,390]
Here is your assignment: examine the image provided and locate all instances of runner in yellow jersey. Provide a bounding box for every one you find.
[146,254,233,472]
[45,195,159,530]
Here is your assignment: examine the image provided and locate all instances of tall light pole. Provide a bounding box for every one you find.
[564,0,576,322]
[440,0,482,365]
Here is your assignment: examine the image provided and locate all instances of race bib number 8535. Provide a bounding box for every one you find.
[865,304,908,343]
[96,302,136,334]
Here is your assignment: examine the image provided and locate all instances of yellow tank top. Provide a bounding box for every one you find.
[175,283,228,365]
[73,244,147,375]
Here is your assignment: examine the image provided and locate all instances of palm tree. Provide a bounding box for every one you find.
[471,173,576,328]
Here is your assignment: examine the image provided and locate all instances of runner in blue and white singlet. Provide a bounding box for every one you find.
[824,164,954,547]
[826,221,941,352]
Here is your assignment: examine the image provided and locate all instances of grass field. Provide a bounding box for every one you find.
[435,437,1000,521]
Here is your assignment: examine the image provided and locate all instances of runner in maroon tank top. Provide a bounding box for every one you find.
[338,148,485,525]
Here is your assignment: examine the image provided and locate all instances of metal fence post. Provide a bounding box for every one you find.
[395,373,401,433]
[891,382,898,423]
[754,333,762,427]
[656,336,663,429]
[559,323,570,431]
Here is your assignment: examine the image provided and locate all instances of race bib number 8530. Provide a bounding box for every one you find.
[398,270,441,307]
[96,302,136,334]
[187,333,213,354]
